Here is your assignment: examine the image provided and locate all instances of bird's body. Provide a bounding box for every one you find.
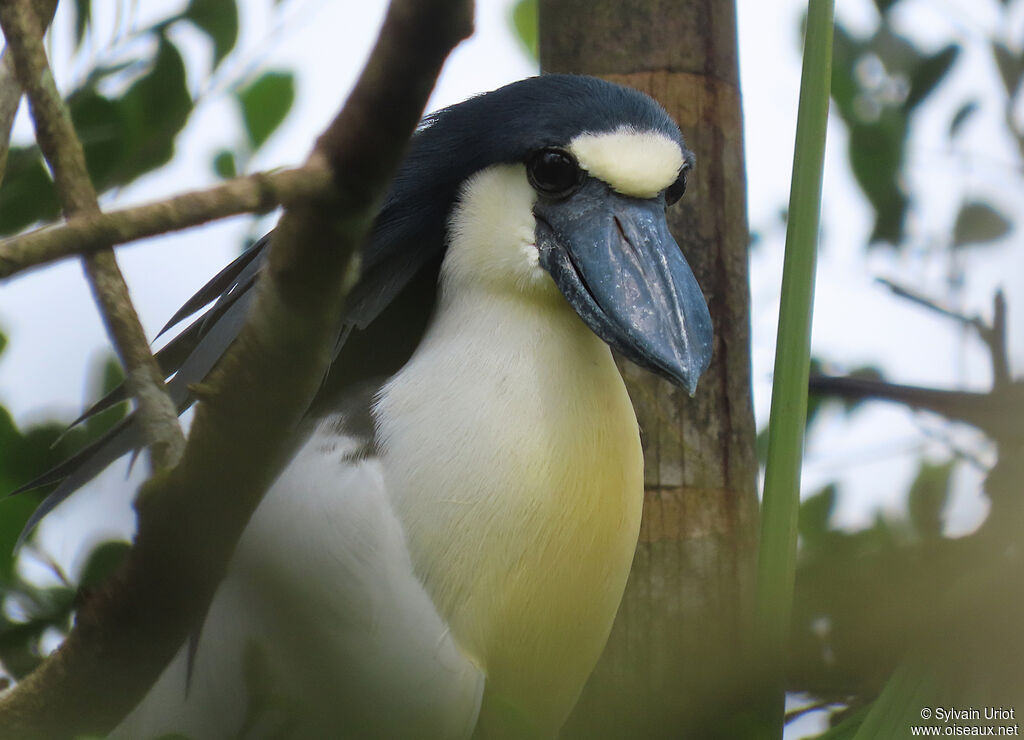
[25,75,714,738]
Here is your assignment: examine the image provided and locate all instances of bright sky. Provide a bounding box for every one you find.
[1,1,1018,735]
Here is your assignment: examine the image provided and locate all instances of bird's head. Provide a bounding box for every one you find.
[347,75,713,394]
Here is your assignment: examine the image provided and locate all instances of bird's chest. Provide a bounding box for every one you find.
[374,299,643,729]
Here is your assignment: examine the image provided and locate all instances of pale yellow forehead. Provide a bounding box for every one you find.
[567,127,684,199]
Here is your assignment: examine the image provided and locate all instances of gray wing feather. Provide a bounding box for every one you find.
[12,244,266,544]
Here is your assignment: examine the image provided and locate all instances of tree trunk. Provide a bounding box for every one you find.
[540,2,759,736]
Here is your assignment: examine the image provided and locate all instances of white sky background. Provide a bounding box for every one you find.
[0,0,1020,735]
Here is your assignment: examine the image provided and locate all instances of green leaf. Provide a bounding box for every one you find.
[851,658,939,739]
[511,0,538,61]
[0,496,38,582]
[213,149,237,179]
[907,461,953,540]
[992,41,1024,98]
[905,44,958,110]
[114,37,194,185]
[0,329,7,358]
[948,100,978,138]
[70,90,127,191]
[73,0,92,49]
[848,117,908,244]
[183,0,239,69]
[237,71,295,150]
[798,484,837,544]
[78,541,131,590]
[952,202,1012,248]
[831,28,910,245]
[0,146,60,235]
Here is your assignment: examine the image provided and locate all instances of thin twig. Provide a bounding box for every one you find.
[0,164,331,279]
[876,277,1014,391]
[0,0,184,471]
[876,275,982,329]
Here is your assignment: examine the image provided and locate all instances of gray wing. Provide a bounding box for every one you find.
[12,238,268,543]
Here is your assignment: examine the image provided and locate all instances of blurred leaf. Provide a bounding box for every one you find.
[78,541,131,590]
[830,26,909,245]
[811,705,869,739]
[512,0,538,60]
[113,36,194,185]
[237,71,295,150]
[870,25,921,78]
[871,0,899,13]
[799,484,837,545]
[78,59,139,92]
[992,41,1024,98]
[183,0,239,69]
[0,582,75,679]
[0,617,50,679]
[70,90,127,191]
[213,149,237,179]
[948,100,978,138]
[0,329,7,357]
[907,461,953,539]
[0,495,38,582]
[905,44,958,110]
[952,202,1012,248]
[99,355,125,395]
[0,146,60,235]
[0,36,195,235]
[73,0,92,49]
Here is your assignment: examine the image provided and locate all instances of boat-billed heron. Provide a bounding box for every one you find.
[21,74,713,738]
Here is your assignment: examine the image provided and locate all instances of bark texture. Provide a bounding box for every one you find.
[540,2,759,736]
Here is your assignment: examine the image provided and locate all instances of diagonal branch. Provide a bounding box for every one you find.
[876,278,1013,390]
[0,164,332,279]
[0,0,58,190]
[0,0,473,736]
[0,0,184,471]
[0,51,21,187]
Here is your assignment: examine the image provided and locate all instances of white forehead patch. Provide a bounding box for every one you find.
[568,127,684,199]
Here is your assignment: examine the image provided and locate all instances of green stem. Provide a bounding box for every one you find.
[753,0,834,736]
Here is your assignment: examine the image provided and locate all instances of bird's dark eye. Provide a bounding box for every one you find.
[527,148,581,198]
[665,168,688,206]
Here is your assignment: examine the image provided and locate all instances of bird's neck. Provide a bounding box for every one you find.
[374,284,644,733]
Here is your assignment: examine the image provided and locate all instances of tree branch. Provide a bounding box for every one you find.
[0,0,184,471]
[0,0,472,736]
[0,164,332,279]
[876,278,1013,390]
[0,0,58,190]
[0,51,20,188]
[809,373,1024,443]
